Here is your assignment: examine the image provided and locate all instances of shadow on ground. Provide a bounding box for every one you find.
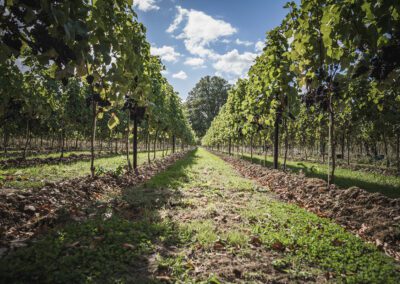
[0,150,199,283]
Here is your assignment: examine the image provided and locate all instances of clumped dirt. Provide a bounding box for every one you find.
[217,153,400,261]
[0,151,189,252]
[0,153,111,169]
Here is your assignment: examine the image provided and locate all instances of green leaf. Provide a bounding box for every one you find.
[108,113,120,129]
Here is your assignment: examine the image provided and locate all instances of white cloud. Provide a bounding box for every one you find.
[133,0,159,12]
[213,49,257,78]
[235,39,253,47]
[166,6,186,33]
[255,40,265,52]
[150,45,181,62]
[184,57,205,67]
[161,70,169,75]
[167,6,237,57]
[172,70,188,80]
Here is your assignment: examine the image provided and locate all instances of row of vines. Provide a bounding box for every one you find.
[0,0,196,175]
[202,0,400,182]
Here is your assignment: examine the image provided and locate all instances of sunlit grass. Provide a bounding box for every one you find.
[0,151,164,189]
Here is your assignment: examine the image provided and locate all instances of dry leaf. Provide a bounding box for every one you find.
[271,240,285,252]
[122,243,136,250]
[250,236,262,247]
[213,240,225,250]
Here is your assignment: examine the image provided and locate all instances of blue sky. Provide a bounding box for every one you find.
[133,0,296,100]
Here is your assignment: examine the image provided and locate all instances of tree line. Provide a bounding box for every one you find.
[202,0,400,181]
[0,0,196,176]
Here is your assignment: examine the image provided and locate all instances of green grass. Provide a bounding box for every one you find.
[0,148,398,283]
[139,148,400,282]
[234,151,400,198]
[0,151,162,189]
[0,151,191,283]
[0,214,179,283]
[0,150,91,161]
[0,149,161,161]
[180,220,219,248]
[242,196,399,283]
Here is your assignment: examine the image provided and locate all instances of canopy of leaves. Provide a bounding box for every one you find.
[186,76,230,138]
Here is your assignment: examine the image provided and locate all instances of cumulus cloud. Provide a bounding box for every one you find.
[184,57,205,67]
[167,6,237,57]
[166,6,186,33]
[150,45,181,62]
[255,40,265,52]
[213,49,257,79]
[235,39,253,47]
[133,0,159,12]
[166,6,260,83]
[172,70,188,80]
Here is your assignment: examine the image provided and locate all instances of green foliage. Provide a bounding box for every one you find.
[202,0,400,181]
[0,0,196,169]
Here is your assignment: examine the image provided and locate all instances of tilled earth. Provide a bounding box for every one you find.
[216,152,400,261]
[0,151,190,254]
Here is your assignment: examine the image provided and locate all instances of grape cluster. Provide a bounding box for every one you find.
[123,96,146,123]
[302,68,340,112]
[352,42,400,81]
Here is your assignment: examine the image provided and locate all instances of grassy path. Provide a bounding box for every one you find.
[0,148,399,283]
[0,150,92,161]
[0,151,163,189]
[230,151,400,198]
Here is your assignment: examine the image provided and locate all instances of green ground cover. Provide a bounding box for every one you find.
[0,148,398,283]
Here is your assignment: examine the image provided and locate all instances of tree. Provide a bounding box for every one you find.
[186,76,230,137]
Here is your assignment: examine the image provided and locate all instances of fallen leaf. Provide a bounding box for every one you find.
[155,275,171,281]
[24,205,36,212]
[66,241,80,248]
[185,260,195,270]
[233,268,242,278]
[250,236,262,247]
[375,239,383,248]
[213,240,225,251]
[271,240,285,252]
[122,243,135,250]
[331,238,344,247]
